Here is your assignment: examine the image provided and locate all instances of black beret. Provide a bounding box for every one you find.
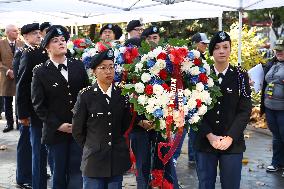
[191,32,210,44]
[208,31,231,56]
[141,26,159,38]
[100,24,122,40]
[126,20,142,32]
[90,49,114,69]
[40,22,52,31]
[124,37,142,47]
[42,25,70,48]
[21,23,40,35]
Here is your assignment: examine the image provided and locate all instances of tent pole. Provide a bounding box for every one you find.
[71,25,74,37]
[238,0,243,66]
[75,23,78,36]
[218,16,222,31]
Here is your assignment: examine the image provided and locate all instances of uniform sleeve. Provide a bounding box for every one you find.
[227,72,252,141]
[12,50,22,83]
[16,52,33,119]
[121,96,132,134]
[198,115,213,138]
[72,93,88,148]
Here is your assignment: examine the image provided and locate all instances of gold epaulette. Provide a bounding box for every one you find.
[33,63,44,72]
[79,86,92,94]
[236,65,247,73]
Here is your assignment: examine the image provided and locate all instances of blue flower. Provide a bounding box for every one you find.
[116,54,124,64]
[149,77,163,85]
[83,56,92,69]
[147,59,156,68]
[114,72,121,82]
[187,51,195,60]
[183,97,187,104]
[190,76,199,84]
[153,109,163,118]
[165,57,173,73]
[199,67,206,73]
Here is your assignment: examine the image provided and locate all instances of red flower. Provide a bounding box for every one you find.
[145,85,153,95]
[196,99,202,107]
[159,69,168,80]
[157,52,167,60]
[162,83,170,91]
[193,58,201,66]
[199,73,208,84]
[124,47,139,64]
[169,47,188,65]
[73,39,86,48]
[96,41,112,52]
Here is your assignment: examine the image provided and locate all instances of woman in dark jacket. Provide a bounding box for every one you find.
[72,48,131,189]
[260,38,284,176]
[195,31,252,189]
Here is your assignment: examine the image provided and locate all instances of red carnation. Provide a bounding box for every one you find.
[199,73,208,84]
[145,85,153,95]
[157,52,167,60]
[159,69,168,80]
[193,58,201,66]
[196,99,202,107]
[162,83,170,91]
[124,47,139,64]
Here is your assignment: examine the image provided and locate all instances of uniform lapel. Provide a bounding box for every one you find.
[220,65,235,88]
[109,85,120,110]
[4,39,13,56]
[92,83,110,109]
[45,60,68,85]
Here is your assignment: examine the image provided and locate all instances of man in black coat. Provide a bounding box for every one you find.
[195,31,252,189]
[16,23,49,189]
[31,25,89,189]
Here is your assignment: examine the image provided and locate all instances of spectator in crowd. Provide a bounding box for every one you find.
[99,24,122,42]
[126,20,144,39]
[260,37,284,177]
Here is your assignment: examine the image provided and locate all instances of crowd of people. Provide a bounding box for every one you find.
[0,19,283,189]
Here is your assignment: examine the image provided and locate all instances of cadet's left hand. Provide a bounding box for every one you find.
[218,136,233,150]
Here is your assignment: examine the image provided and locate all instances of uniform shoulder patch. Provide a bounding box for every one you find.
[79,86,92,95]
[33,63,44,72]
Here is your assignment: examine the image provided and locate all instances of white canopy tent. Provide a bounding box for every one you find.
[0,0,283,64]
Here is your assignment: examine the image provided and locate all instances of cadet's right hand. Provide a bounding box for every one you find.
[206,133,225,149]
[19,118,30,126]
[139,120,154,130]
[58,123,72,133]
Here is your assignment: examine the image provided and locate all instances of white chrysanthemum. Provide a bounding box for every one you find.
[141,73,152,83]
[147,97,156,107]
[88,48,97,56]
[137,95,148,105]
[190,66,200,75]
[153,84,164,95]
[207,77,214,87]
[134,82,145,94]
[145,104,155,114]
[135,63,143,72]
[190,90,199,100]
[152,46,164,57]
[203,63,211,75]
[181,60,193,73]
[156,59,166,69]
[141,55,148,63]
[149,65,161,75]
[157,92,170,107]
[187,98,197,110]
[184,89,192,97]
[189,113,200,124]
[119,47,126,53]
[199,91,210,102]
[198,105,207,116]
[192,50,200,59]
[115,65,123,73]
[160,119,166,130]
[82,52,89,60]
[196,82,204,92]
[184,105,189,115]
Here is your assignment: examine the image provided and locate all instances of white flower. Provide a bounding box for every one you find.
[196,82,204,92]
[200,91,210,102]
[159,93,170,107]
[189,113,200,124]
[198,105,207,115]
[119,47,126,53]
[190,66,200,75]
[141,55,148,63]
[147,97,156,107]
[160,119,166,130]
[156,59,166,69]
[115,65,123,73]
[203,63,211,75]
[145,104,155,114]
[187,98,197,110]
[181,60,193,73]
[149,65,161,75]
[153,84,164,95]
[190,90,199,100]
[88,48,97,56]
[141,73,152,83]
[207,77,214,87]
[134,82,145,94]
[184,105,189,115]
[137,95,148,105]
[184,89,191,97]
[152,46,164,57]
[192,50,200,59]
[135,63,143,72]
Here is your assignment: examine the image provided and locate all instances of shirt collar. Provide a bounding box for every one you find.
[214,64,229,76]
[98,83,112,98]
[7,38,15,44]
[51,57,67,69]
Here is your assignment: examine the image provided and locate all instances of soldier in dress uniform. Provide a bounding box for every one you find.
[124,20,143,47]
[141,26,160,45]
[99,23,122,42]
[72,48,131,189]
[14,23,42,189]
[16,23,49,189]
[195,31,252,189]
[31,26,89,189]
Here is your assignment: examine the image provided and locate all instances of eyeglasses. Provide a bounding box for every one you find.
[97,65,115,72]
[134,28,144,32]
